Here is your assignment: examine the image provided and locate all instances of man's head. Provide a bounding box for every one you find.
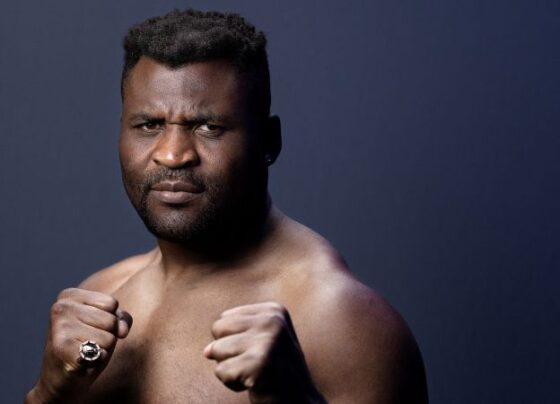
[119,9,281,246]
[121,9,271,118]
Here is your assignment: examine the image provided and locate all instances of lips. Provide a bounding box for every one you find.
[150,181,203,205]
[151,181,203,193]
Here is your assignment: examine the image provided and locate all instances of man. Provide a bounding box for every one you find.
[26,9,428,403]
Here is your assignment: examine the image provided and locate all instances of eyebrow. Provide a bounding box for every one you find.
[127,112,232,125]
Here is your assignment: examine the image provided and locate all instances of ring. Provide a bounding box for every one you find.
[79,340,101,362]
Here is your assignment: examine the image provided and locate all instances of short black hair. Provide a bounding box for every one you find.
[121,9,271,117]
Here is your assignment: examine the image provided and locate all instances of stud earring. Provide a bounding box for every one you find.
[265,155,273,165]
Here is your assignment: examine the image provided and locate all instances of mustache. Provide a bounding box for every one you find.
[136,169,207,192]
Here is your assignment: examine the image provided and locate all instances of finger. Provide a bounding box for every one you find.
[220,302,285,318]
[116,309,133,339]
[74,323,118,352]
[213,351,261,392]
[204,333,250,361]
[68,344,110,375]
[211,314,254,339]
[75,346,110,373]
[57,288,119,313]
[74,304,119,334]
[52,323,118,372]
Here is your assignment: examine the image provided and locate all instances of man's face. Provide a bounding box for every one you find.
[119,57,267,243]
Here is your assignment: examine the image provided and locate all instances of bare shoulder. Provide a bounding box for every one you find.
[304,274,428,403]
[280,218,428,403]
[78,248,159,294]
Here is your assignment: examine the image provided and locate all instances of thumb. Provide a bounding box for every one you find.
[115,308,133,338]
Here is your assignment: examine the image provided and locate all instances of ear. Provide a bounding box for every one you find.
[264,115,282,166]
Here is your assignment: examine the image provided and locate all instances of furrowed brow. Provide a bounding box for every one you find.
[127,111,234,125]
[128,112,160,122]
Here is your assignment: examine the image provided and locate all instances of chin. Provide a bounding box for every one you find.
[140,201,226,244]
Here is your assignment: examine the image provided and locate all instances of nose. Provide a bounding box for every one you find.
[152,125,200,168]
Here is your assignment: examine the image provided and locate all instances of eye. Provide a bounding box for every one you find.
[136,120,164,132]
[195,123,224,137]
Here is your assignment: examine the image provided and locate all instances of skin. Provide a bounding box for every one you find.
[26,57,428,403]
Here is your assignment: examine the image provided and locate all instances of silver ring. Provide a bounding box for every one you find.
[79,340,101,362]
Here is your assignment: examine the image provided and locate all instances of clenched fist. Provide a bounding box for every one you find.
[204,302,326,403]
[25,288,132,403]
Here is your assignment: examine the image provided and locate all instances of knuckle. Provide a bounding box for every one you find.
[262,302,286,316]
[215,362,236,382]
[51,299,73,317]
[214,360,250,392]
[102,295,119,312]
[206,341,217,357]
[50,303,63,317]
[260,312,285,331]
[205,342,214,357]
[211,320,224,338]
[214,362,226,379]
[267,301,285,312]
[57,288,78,300]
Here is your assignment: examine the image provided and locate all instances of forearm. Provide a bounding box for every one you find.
[25,379,81,404]
[25,384,52,404]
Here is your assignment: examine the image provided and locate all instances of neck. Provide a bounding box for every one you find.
[155,196,278,280]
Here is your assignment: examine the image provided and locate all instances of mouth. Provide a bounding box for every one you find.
[150,181,203,205]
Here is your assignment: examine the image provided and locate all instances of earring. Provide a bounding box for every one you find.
[265,155,273,165]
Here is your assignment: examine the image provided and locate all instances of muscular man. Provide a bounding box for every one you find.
[26,9,428,403]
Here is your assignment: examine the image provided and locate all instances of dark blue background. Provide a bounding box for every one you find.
[1,1,558,403]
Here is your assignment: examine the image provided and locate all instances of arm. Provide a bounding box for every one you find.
[25,258,141,404]
[305,282,429,404]
[203,291,427,404]
[25,288,133,404]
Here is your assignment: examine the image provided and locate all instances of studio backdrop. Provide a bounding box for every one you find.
[1,1,558,403]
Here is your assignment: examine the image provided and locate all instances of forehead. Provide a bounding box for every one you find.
[122,57,247,116]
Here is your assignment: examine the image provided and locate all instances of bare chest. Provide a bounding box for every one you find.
[87,284,278,403]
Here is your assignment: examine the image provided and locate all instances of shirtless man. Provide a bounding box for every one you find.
[26,9,428,403]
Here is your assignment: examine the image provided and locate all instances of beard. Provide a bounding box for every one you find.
[121,164,267,245]
[123,167,230,244]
